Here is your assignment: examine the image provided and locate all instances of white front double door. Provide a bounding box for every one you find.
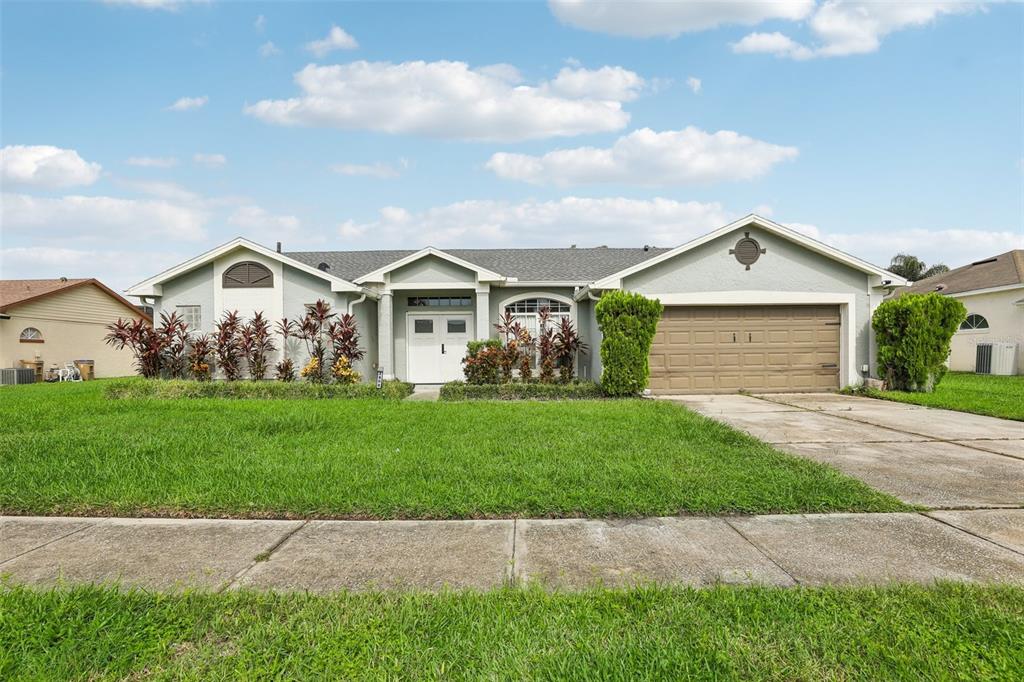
[407,314,472,383]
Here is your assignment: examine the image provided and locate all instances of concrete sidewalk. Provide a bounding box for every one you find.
[2,510,1023,593]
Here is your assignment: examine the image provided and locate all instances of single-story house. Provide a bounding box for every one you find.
[126,214,906,394]
[900,249,1023,374]
[0,278,151,379]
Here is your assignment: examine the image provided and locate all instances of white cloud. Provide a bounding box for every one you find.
[337,197,730,248]
[817,226,1024,269]
[167,95,208,111]
[228,205,301,240]
[117,179,203,203]
[731,32,814,60]
[485,127,798,186]
[0,246,182,291]
[544,65,645,101]
[330,160,407,179]
[259,41,281,57]
[305,25,359,56]
[254,14,266,31]
[193,152,226,167]
[2,192,208,241]
[244,61,640,141]
[686,76,702,94]
[102,0,203,11]
[1,145,102,188]
[549,0,815,37]
[125,155,178,168]
[734,1,984,59]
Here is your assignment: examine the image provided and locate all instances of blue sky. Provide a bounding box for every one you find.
[1,0,1022,291]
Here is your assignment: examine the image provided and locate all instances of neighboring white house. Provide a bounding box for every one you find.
[126,214,906,394]
[900,250,1024,374]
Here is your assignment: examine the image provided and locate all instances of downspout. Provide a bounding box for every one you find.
[347,292,368,315]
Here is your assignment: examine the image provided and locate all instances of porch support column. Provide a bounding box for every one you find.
[378,291,395,379]
[475,286,490,340]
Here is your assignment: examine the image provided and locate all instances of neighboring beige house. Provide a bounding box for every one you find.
[901,250,1024,374]
[0,278,150,379]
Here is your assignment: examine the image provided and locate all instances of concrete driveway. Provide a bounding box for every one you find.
[664,393,1023,509]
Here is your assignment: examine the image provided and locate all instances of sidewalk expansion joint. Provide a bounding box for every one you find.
[723,518,800,586]
[0,520,97,568]
[921,512,1024,558]
[220,520,309,592]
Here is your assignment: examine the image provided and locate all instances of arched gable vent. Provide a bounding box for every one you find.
[223,261,273,288]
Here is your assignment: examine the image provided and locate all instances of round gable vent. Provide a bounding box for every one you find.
[729,232,766,270]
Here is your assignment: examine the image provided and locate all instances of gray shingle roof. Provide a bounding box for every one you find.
[901,250,1024,296]
[284,247,672,283]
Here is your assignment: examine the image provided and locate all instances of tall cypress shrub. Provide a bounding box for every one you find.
[595,291,663,396]
[872,292,965,392]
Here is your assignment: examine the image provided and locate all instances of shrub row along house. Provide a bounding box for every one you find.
[125,214,907,394]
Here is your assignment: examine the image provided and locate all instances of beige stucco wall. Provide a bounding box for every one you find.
[948,288,1024,373]
[0,284,143,378]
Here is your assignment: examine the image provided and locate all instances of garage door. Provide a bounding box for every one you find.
[648,305,841,395]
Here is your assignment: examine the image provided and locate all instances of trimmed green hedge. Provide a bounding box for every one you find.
[104,378,414,400]
[872,292,966,392]
[439,381,604,401]
[595,290,663,397]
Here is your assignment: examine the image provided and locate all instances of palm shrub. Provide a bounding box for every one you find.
[595,291,663,397]
[553,316,587,383]
[241,312,275,381]
[188,334,214,381]
[214,311,244,381]
[872,292,966,392]
[104,317,163,378]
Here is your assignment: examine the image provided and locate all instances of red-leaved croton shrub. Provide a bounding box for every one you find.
[188,334,214,381]
[241,312,276,381]
[214,310,244,381]
[553,316,587,383]
[104,317,163,378]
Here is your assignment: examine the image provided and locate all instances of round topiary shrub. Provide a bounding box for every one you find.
[595,290,663,397]
[872,292,966,392]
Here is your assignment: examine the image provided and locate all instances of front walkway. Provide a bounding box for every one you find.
[663,393,1024,509]
[2,510,1023,593]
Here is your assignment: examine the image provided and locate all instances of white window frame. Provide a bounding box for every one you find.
[176,305,202,331]
[958,313,990,333]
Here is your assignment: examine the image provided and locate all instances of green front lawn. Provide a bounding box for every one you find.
[863,372,1024,421]
[0,381,905,518]
[2,584,1021,680]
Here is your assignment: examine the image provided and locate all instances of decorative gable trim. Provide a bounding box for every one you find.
[590,214,908,290]
[354,247,505,284]
[126,237,366,298]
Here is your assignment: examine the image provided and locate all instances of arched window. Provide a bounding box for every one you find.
[959,313,989,331]
[503,297,572,338]
[19,327,43,343]
[223,261,273,288]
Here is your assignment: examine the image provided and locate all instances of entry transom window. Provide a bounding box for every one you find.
[19,327,43,343]
[223,261,273,288]
[408,296,471,307]
[176,305,202,330]
[959,313,989,331]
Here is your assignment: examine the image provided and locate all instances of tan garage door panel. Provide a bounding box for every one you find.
[649,305,840,395]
